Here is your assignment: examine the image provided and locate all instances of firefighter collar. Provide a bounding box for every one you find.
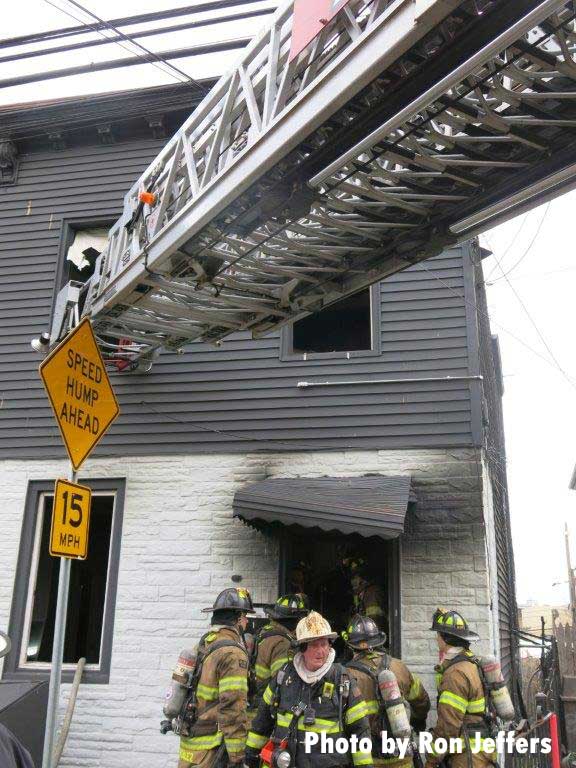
[293,648,335,684]
[438,646,473,670]
[207,624,245,646]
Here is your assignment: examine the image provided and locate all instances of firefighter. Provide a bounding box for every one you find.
[245,611,374,768]
[252,593,309,706]
[344,614,430,768]
[288,560,312,595]
[425,608,494,768]
[178,588,254,768]
[344,558,387,631]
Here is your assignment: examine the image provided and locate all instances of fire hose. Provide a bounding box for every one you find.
[53,657,86,766]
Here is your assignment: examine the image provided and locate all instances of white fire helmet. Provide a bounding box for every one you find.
[295,611,337,644]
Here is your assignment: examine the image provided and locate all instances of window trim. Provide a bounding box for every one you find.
[280,283,381,361]
[3,478,126,685]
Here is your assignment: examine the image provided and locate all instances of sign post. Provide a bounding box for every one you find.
[39,318,119,768]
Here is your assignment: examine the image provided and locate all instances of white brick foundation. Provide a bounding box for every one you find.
[0,447,495,767]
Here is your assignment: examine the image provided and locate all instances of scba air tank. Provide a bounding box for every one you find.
[479,656,515,722]
[163,649,196,719]
[377,669,412,739]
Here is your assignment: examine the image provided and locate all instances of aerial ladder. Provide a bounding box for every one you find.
[47,0,576,370]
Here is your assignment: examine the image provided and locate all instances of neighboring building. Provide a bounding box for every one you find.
[0,85,518,766]
[519,603,572,634]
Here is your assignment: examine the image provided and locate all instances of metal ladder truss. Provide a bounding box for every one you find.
[57,0,576,368]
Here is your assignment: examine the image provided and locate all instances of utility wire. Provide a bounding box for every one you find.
[44,0,208,94]
[415,258,576,394]
[0,0,274,49]
[486,233,576,394]
[0,34,248,90]
[65,0,209,94]
[485,212,529,280]
[487,203,551,285]
[0,7,273,66]
[491,265,576,283]
[41,0,195,89]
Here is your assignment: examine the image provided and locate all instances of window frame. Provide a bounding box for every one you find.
[51,215,115,317]
[3,478,126,684]
[280,283,381,361]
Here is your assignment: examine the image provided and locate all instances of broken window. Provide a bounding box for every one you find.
[284,286,378,356]
[65,227,109,284]
[4,479,125,684]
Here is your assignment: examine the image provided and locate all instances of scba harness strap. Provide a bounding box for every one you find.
[346,654,394,738]
[271,662,351,729]
[439,653,494,732]
[183,636,248,727]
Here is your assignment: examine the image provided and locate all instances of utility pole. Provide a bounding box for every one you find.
[565,523,576,627]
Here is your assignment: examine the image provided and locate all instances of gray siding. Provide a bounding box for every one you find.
[473,257,519,689]
[0,138,477,459]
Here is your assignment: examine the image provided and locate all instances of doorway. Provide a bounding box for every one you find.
[278,531,401,658]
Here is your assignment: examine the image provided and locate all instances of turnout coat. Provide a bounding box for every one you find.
[253,621,295,705]
[179,626,249,766]
[426,651,494,768]
[246,658,374,768]
[346,650,430,767]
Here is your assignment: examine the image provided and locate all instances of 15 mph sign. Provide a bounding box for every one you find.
[39,318,120,470]
[50,479,92,559]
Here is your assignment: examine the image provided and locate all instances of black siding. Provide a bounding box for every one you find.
[0,137,477,459]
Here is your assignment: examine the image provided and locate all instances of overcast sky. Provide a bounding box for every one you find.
[3,1,576,607]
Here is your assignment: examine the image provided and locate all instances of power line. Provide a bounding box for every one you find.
[41,0,194,89]
[0,0,274,49]
[0,7,274,66]
[490,265,576,283]
[0,37,249,90]
[486,235,576,394]
[487,203,551,285]
[485,212,529,280]
[415,258,576,394]
[47,0,208,94]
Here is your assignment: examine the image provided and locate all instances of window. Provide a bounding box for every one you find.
[65,227,109,284]
[4,479,125,684]
[281,285,380,359]
[53,218,113,298]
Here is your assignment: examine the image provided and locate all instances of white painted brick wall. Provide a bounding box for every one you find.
[0,447,495,767]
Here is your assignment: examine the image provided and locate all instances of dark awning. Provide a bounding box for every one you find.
[233,475,414,540]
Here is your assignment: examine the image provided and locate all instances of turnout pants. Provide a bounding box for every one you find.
[178,747,226,768]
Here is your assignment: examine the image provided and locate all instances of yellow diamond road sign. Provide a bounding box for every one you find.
[50,479,92,559]
[39,318,120,470]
